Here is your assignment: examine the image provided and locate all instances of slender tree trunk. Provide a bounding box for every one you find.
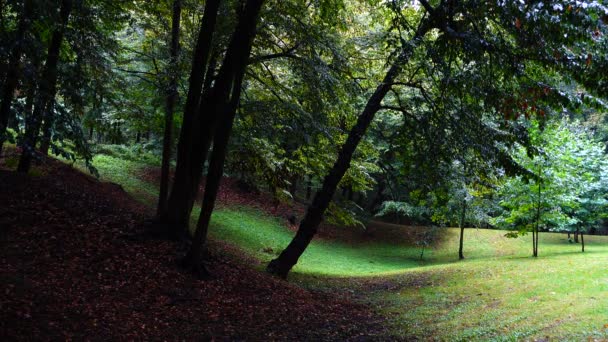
[290,176,298,198]
[306,175,312,200]
[183,0,265,273]
[0,0,33,155]
[266,23,431,278]
[89,126,94,140]
[574,227,579,243]
[533,165,542,257]
[157,0,182,217]
[184,81,242,273]
[458,201,467,260]
[18,0,72,173]
[581,231,584,252]
[39,101,55,155]
[367,179,385,212]
[160,0,221,236]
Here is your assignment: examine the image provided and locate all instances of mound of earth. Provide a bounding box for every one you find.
[0,154,388,340]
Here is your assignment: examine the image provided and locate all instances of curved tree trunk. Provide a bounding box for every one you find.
[157,0,182,217]
[18,0,72,173]
[159,0,221,236]
[266,23,431,279]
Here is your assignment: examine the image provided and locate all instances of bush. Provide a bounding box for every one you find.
[92,143,161,165]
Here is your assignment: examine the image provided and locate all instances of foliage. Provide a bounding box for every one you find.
[492,119,608,236]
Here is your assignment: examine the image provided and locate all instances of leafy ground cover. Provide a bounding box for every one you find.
[4,149,607,340]
[0,150,386,340]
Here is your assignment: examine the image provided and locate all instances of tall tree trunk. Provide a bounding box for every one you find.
[306,175,312,200]
[160,0,221,236]
[18,0,72,173]
[367,179,385,212]
[266,23,431,278]
[0,0,33,155]
[458,201,467,260]
[39,101,55,155]
[183,0,264,273]
[157,0,182,217]
[184,80,242,273]
[581,230,584,252]
[290,175,298,198]
[533,165,542,257]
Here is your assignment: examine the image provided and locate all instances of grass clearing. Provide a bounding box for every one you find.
[64,154,608,340]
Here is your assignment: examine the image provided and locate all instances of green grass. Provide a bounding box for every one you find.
[64,153,608,340]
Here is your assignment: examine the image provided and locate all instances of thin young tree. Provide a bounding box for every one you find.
[157,0,182,217]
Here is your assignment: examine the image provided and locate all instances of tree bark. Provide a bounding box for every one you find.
[183,0,265,273]
[306,175,312,200]
[157,0,182,217]
[533,165,542,257]
[266,23,431,278]
[458,201,466,260]
[367,179,386,212]
[290,175,298,198]
[160,0,221,236]
[39,101,55,155]
[581,231,584,252]
[18,0,72,173]
[0,0,33,155]
[574,227,579,243]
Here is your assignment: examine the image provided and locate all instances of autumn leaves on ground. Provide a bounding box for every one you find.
[2,151,608,341]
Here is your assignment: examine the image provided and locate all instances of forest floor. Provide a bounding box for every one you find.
[0,149,388,340]
[2,148,608,340]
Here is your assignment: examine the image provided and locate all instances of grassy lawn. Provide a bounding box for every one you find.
[70,153,608,340]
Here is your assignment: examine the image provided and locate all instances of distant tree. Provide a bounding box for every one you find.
[492,120,608,255]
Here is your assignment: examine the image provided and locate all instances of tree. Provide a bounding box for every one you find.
[17,0,73,173]
[182,0,266,273]
[157,0,182,217]
[267,0,608,278]
[492,119,608,255]
[0,0,33,155]
[157,0,221,237]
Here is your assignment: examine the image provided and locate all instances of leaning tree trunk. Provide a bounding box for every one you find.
[0,0,33,155]
[159,0,221,236]
[183,0,265,273]
[157,0,182,217]
[266,23,431,279]
[458,201,467,260]
[18,0,72,173]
